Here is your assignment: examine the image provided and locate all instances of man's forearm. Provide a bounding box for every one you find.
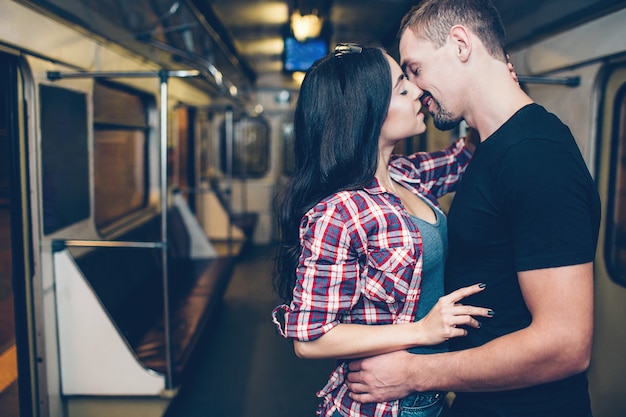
[417,264,594,392]
[413,324,590,393]
[346,264,594,403]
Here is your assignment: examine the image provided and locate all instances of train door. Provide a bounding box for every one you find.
[0,51,36,417]
[589,62,626,417]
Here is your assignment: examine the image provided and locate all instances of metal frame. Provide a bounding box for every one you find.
[47,68,199,391]
[518,74,580,87]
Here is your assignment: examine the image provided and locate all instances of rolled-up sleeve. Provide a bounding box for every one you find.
[283,202,362,341]
[391,137,472,198]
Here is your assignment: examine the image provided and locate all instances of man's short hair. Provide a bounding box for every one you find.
[398,0,507,62]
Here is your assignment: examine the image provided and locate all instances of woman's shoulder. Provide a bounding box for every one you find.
[306,188,386,220]
[315,189,374,209]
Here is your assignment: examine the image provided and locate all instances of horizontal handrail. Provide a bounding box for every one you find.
[517,75,580,87]
[52,239,165,252]
[47,69,200,80]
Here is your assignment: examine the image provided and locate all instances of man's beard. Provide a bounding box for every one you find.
[431,98,462,131]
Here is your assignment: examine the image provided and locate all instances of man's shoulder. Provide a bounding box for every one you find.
[515,103,571,137]
[493,103,574,148]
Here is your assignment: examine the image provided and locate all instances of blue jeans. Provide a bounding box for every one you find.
[399,391,446,417]
[329,392,446,417]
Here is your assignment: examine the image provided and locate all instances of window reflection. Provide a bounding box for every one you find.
[93,82,153,230]
[220,116,270,178]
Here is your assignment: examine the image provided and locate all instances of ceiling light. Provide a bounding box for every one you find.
[291,10,323,41]
[292,71,306,85]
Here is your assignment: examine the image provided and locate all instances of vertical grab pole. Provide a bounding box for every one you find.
[159,70,174,391]
[224,107,234,252]
[241,116,248,214]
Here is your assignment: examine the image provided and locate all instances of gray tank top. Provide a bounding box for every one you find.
[408,198,448,354]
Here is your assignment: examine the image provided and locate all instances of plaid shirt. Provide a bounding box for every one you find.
[272,138,471,417]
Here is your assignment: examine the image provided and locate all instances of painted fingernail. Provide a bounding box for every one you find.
[478,283,486,288]
[487,310,495,317]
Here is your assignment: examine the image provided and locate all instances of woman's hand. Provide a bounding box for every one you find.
[414,283,493,345]
[507,54,519,85]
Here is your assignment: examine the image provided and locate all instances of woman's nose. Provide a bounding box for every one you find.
[410,83,423,101]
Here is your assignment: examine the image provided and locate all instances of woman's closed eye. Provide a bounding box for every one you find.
[399,76,411,95]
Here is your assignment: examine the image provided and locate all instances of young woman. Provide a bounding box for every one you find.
[272,44,493,417]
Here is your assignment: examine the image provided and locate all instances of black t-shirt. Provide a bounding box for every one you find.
[446,104,601,417]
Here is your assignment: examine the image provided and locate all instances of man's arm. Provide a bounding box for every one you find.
[346,262,594,402]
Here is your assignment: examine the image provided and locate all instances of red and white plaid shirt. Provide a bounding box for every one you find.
[272,138,471,417]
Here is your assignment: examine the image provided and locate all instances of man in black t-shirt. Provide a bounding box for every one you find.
[346,1,601,416]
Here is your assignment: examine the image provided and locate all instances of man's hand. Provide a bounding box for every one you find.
[346,350,419,403]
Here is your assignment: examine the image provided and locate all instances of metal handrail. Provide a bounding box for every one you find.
[517,74,580,87]
[52,240,164,250]
[45,68,200,392]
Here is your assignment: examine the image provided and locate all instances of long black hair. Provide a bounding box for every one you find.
[273,45,392,303]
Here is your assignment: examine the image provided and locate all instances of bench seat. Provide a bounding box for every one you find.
[70,209,235,381]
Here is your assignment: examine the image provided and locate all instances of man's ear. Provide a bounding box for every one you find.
[449,25,471,63]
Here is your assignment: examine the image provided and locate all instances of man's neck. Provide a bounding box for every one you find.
[465,64,534,141]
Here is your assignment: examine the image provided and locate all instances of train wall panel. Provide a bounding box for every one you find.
[172,193,218,259]
[229,181,274,244]
[515,8,626,76]
[198,192,246,241]
[53,250,165,396]
[41,262,63,417]
[587,66,626,417]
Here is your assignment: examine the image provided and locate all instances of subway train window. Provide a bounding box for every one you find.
[220,116,269,178]
[93,81,153,229]
[197,111,213,182]
[173,106,192,191]
[40,85,89,235]
[606,82,626,287]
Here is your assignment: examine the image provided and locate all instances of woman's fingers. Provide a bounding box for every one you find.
[444,282,486,303]
[437,284,495,337]
[420,283,495,342]
[439,310,485,340]
[448,312,483,329]
[447,304,494,318]
[442,283,495,316]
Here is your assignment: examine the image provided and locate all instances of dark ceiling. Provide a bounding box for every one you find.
[16,0,626,105]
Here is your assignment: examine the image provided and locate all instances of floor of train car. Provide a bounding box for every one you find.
[164,243,335,417]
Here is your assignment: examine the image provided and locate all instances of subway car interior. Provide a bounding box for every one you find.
[1,0,626,416]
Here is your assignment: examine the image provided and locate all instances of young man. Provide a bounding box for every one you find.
[346,1,601,416]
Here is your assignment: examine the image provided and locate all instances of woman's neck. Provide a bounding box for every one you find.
[375,146,395,191]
